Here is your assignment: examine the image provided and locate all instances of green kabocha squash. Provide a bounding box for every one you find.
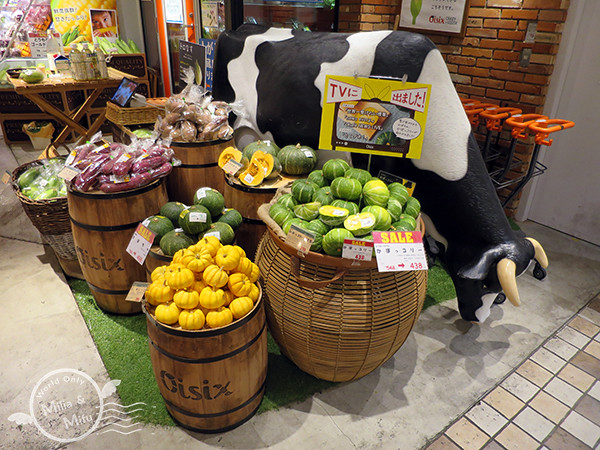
[277,143,317,175]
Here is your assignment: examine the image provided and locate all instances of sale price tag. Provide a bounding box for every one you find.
[342,238,374,261]
[372,231,428,272]
[126,223,156,265]
[286,224,315,256]
[222,159,243,175]
[126,281,150,303]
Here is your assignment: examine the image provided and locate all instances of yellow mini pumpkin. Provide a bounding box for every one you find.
[235,245,246,259]
[178,308,205,330]
[247,283,260,302]
[150,265,168,282]
[181,248,213,273]
[222,288,234,307]
[166,266,195,290]
[199,286,225,309]
[229,296,254,319]
[247,262,260,283]
[203,264,229,288]
[206,306,233,328]
[173,288,200,309]
[172,249,187,264]
[197,235,221,257]
[227,272,253,297]
[154,301,181,325]
[233,257,253,277]
[145,279,175,306]
[215,245,242,271]
[192,279,207,293]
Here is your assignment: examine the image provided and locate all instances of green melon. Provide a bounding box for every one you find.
[193,187,225,217]
[217,208,243,230]
[322,158,350,181]
[307,169,327,188]
[387,198,404,222]
[277,193,298,210]
[404,197,421,219]
[199,221,236,245]
[345,167,372,186]
[361,205,392,231]
[242,140,280,160]
[322,228,354,257]
[312,186,335,205]
[144,215,175,241]
[277,143,317,175]
[363,179,390,207]
[307,219,330,235]
[343,212,377,236]
[178,205,213,235]
[291,179,319,204]
[294,201,321,221]
[331,199,359,216]
[319,205,349,227]
[269,203,294,227]
[159,201,187,226]
[160,230,196,256]
[330,176,362,201]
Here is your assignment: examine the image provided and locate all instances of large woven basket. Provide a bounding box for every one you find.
[255,197,428,382]
[11,158,78,262]
[105,98,166,125]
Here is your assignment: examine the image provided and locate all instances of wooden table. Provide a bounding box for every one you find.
[8,68,145,158]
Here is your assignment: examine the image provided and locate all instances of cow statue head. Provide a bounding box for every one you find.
[212,24,548,323]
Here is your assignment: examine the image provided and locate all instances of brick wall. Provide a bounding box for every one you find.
[338,0,571,216]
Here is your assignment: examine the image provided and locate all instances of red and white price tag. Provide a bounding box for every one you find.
[126,223,156,265]
[286,224,315,256]
[342,238,374,261]
[222,159,243,175]
[372,231,428,272]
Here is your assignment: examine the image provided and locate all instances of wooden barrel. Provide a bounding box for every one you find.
[167,139,232,205]
[255,225,428,382]
[144,292,268,433]
[144,246,172,281]
[67,179,168,314]
[223,174,294,259]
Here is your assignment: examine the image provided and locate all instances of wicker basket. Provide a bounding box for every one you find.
[254,195,428,382]
[105,99,165,125]
[11,158,80,263]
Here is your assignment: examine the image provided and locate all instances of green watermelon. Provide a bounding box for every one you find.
[242,140,280,160]
[199,221,236,245]
[294,201,321,221]
[160,230,196,256]
[159,201,187,225]
[193,187,225,217]
[361,205,392,231]
[319,205,349,227]
[291,179,319,203]
[322,158,350,181]
[330,177,362,201]
[218,208,243,230]
[179,205,212,235]
[331,199,359,216]
[277,143,317,175]
[269,203,294,227]
[322,228,353,257]
[363,179,390,207]
[277,193,298,210]
[387,198,404,222]
[312,186,335,205]
[144,215,175,241]
[404,196,421,218]
[345,167,372,186]
[343,212,376,236]
[307,169,327,188]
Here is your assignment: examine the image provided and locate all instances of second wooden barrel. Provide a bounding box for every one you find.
[167,139,232,205]
[68,179,168,314]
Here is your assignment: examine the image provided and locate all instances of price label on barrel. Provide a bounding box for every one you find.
[286,224,315,256]
[126,223,156,265]
[342,238,374,261]
[57,165,81,182]
[222,159,243,176]
[372,230,428,272]
[126,281,150,303]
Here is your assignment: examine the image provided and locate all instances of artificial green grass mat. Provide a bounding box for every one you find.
[68,261,455,427]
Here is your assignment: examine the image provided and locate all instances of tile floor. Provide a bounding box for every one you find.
[2,136,600,449]
[427,298,600,449]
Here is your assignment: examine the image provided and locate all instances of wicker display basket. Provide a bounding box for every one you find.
[11,158,80,270]
[105,98,166,126]
[254,192,428,382]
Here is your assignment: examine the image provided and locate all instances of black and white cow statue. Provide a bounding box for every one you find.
[212,24,548,323]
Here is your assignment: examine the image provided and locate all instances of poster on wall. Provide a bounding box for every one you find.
[164,0,184,24]
[398,0,470,36]
[50,0,119,45]
[319,75,431,159]
[198,38,216,91]
[200,0,225,39]
[179,40,206,89]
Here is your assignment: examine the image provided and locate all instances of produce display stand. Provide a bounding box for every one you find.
[7,67,148,158]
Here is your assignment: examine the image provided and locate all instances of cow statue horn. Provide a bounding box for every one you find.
[526,237,548,268]
[497,259,520,306]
